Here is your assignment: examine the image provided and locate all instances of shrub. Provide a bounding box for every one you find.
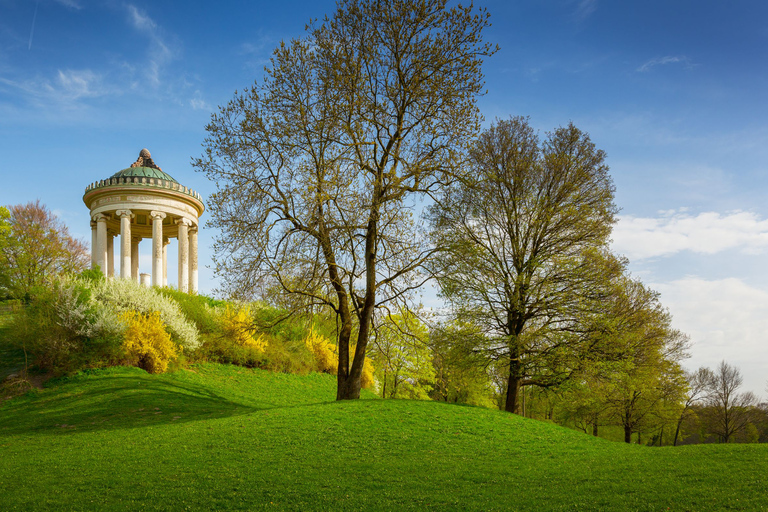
[304,330,338,374]
[222,303,267,351]
[91,278,200,351]
[158,288,225,335]
[121,311,178,374]
[303,329,375,389]
[8,278,124,374]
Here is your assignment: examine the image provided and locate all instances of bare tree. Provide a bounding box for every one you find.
[673,366,712,446]
[706,360,757,443]
[195,0,496,400]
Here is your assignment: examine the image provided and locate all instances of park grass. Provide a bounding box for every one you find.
[1,364,766,511]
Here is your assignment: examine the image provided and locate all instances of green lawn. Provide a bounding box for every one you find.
[1,363,766,511]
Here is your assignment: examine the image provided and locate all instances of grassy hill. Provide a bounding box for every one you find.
[1,364,767,511]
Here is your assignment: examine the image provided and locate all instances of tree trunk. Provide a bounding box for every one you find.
[592,421,598,437]
[504,358,521,413]
[624,424,632,443]
[673,412,684,446]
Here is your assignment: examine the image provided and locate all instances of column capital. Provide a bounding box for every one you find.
[163,236,171,246]
[176,217,193,227]
[92,213,109,223]
[150,211,166,221]
[115,209,134,219]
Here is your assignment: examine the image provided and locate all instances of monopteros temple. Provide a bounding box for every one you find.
[83,149,205,292]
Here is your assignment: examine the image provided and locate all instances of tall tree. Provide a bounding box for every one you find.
[0,201,89,300]
[428,116,620,413]
[705,360,757,443]
[195,0,496,400]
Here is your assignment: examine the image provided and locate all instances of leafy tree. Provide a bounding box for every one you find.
[428,321,497,408]
[0,206,11,297]
[588,276,688,443]
[428,116,620,413]
[0,201,89,300]
[195,0,496,399]
[369,311,434,399]
[704,360,758,443]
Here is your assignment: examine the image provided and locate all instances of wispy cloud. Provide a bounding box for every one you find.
[0,68,109,106]
[572,0,598,21]
[189,90,211,111]
[239,34,274,70]
[612,209,768,260]
[637,55,693,73]
[52,0,83,9]
[123,4,174,87]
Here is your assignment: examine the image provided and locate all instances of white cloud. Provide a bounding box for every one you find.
[653,277,768,395]
[52,0,83,10]
[124,4,174,87]
[189,90,210,111]
[126,5,157,32]
[637,55,693,73]
[612,209,768,260]
[0,68,108,105]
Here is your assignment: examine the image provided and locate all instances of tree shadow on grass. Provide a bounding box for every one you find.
[0,373,285,437]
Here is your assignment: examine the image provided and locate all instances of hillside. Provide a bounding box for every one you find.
[1,364,766,511]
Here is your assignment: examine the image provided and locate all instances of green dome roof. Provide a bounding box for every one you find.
[110,166,178,183]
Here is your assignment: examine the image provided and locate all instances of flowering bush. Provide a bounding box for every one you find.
[121,311,178,373]
[221,303,267,351]
[304,329,375,389]
[304,330,338,374]
[91,278,200,351]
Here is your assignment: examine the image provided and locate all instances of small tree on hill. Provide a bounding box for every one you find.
[0,200,89,300]
[705,360,757,443]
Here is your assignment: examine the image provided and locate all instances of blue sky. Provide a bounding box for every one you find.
[1,0,767,394]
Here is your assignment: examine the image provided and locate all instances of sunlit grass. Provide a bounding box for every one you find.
[1,363,766,510]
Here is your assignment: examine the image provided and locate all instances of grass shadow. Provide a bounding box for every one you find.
[0,372,268,437]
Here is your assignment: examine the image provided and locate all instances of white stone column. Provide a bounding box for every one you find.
[150,211,166,287]
[90,221,97,269]
[106,232,115,278]
[177,218,191,292]
[162,237,169,287]
[131,237,141,283]
[94,214,108,273]
[116,209,133,279]
[189,226,198,294]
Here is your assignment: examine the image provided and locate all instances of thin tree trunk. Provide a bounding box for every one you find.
[624,424,632,443]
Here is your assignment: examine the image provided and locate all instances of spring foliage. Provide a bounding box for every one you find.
[304,329,375,389]
[221,304,267,351]
[121,311,178,374]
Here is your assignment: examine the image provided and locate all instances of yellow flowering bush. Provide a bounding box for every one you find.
[304,329,375,389]
[304,330,338,374]
[121,311,178,374]
[221,304,267,351]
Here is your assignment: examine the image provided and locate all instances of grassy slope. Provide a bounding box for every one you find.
[1,364,766,511]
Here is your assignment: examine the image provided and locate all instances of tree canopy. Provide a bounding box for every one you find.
[428,116,620,413]
[195,0,496,399]
[0,200,89,300]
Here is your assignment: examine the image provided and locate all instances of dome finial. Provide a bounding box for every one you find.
[130,148,162,171]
